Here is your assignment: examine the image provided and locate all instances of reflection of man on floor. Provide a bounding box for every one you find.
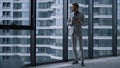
[67,3,85,66]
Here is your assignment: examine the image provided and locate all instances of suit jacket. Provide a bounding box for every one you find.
[67,11,85,35]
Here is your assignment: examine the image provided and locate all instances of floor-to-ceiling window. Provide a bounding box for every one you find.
[93,0,112,57]
[0,0,31,65]
[0,30,30,64]
[36,0,63,63]
[0,0,119,67]
[68,0,88,59]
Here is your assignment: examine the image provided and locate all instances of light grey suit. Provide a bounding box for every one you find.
[67,11,85,62]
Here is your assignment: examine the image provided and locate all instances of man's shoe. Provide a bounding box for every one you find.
[81,61,85,66]
[72,61,79,64]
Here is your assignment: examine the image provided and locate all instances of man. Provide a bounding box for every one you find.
[67,3,85,66]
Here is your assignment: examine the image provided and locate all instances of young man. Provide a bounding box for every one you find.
[67,3,85,66]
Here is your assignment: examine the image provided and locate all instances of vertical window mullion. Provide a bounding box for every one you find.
[30,0,36,66]
[112,0,117,56]
[63,0,68,62]
[88,0,94,59]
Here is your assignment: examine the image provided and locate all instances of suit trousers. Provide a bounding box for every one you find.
[72,30,84,62]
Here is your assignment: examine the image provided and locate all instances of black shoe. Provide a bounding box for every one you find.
[72,61,79,64]
[81,61,85,66]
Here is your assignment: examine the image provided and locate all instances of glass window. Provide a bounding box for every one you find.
[94,18,112,26]
[36,0,63,63]
[13,3,22,9]
[94,0,112,4]
[13,12,22,18]
[93,0,112,57]
[0,30,30,65]
[38,11,52,18]
[2,20,11,25]
[38,3,51,9]
[2,11,11,18]
[2,2,11,9]
[94,8,112,15]
[0,0,30,26]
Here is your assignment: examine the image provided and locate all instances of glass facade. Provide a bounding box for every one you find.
[0,30,30,64]
[0,0,30,25]
[0,0,119,66]
[93,0,112,57]
[0,0,31,65]
[36,0,63,63]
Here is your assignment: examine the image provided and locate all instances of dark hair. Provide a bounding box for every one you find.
[72,3,79,9]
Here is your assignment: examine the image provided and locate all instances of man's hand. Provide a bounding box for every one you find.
[75,19,81,23]
[72,18,81,23]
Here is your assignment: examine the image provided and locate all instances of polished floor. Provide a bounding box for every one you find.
[28,56,120,68]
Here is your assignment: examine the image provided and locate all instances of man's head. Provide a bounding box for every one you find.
[72,3,79,12]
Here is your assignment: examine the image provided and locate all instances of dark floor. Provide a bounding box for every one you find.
[28,56,120,68]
